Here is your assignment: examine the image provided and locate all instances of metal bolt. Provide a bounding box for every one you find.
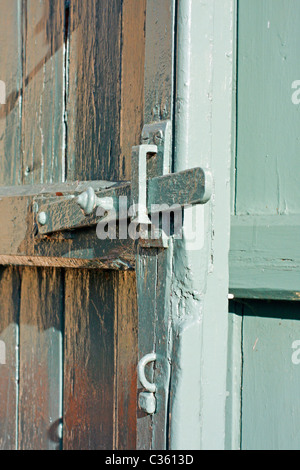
[38,212,47,226]
[24,166,31,177]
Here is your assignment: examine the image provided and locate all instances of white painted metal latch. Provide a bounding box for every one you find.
[138,353,157,415]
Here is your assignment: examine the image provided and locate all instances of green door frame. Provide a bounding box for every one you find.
[137,0,235,449]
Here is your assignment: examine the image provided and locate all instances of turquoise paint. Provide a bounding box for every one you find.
[227,0,300,451]
[236,0,300,216]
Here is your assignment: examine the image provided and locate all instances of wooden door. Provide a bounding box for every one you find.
[0,0,145,450]
[228,0,300,450]
[0,0,235,451]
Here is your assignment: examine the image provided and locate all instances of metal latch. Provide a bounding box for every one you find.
[35,121,213,243]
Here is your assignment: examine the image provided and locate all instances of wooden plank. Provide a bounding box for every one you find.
[0,267,21,450]
[236,0,300,216]
[62,0,146,450]
[0,0,22,186]
[0,1,22,451]
[136,249,158,450]
[21,0,65,185]
[18,267,63,450]
[114,271,138,450]
[144,0,175,123]
[63,269,115,450]
[241,301,300,450]
[66,0,122,182]
[230,215,300,300]
[169,0,234,450]
[135,0,176,451]
[120,0,147,181]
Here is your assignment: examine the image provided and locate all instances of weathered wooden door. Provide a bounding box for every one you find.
[0,0,145,450]
[0,0,234,451]
[228,0,300,450]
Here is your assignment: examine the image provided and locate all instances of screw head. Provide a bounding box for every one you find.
[141,131,150,144]
[154,130,164,145]
[38,212,47,226]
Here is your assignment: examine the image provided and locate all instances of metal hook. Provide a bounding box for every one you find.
[138,352,157,393]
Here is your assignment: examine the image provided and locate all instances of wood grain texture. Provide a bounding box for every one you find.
[63,0,146,450]
[114,271,138,450]
[63,269,115,450]
[21,0,65,185]
[0,0,22,186]
[231,0,300,300]
[240,301,300,450]
[236,0,300,216]
[18,267,64,450]
[120,0,146,180]
[0,267,21,450]
[66,0,122,182]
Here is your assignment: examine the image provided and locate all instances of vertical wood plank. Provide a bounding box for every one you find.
[0,0,22,185]
[18,267,64,450]
[114,272,138,450]
[115,0,146,450]
[236,0,300,215]
[136,0,176,450]
[21,0,65,185]
[63,270,115,450]
[0,1,22,450]
[120,0,146,180]
[0,267,21,450]
[64,0,146,450]
[66,0,122,182]
[241,301,300,450]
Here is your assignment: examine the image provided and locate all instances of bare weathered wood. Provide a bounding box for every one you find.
[230,215,300,300]
[120,0,147,180]
[18,267,63,450]
[0,267,21,450]
[66,0,122,181]
[0,1,22,451]
[114,271,138,450]
[0,0,22,186]
[63,0,146,451]
[63,269,115,450]
[21,0,65,184]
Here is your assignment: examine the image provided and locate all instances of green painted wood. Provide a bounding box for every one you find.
[18,267,63,450]
[240,301,300,450]
[0,267,21,450]
[169,0,234,450]
[0,0,146,451]
[0,0,22,186]
[15,2,66,452]
[230,0,300,299]
[63,269,115,450]
[136,0,234,451]
[63,0,145,449]
[235,0,300,216]
[228,1,300,450]
[0,2,22,449]
[230,215,300,300]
